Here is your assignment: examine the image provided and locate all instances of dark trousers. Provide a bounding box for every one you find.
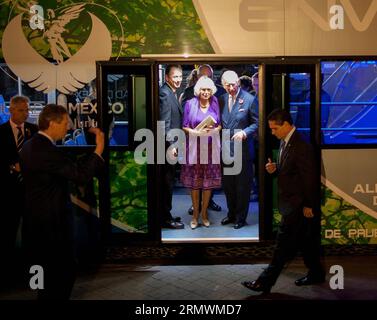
[0,180,24,277]
[27,246,77,300]
[252,143,259,194]
[161,163,177,222]
[259,211,323,286]
[37,260,76,300]
[0,207,22,255]
[196,192,216,209]
[222,155,252,224]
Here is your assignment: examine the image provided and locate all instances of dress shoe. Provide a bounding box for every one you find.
[234,222,247,229]
[295,275,325,286]
[241,280,271,294]
[202,218,210,227]
[172,216,181,222]
[162,220,184,229]
[190,219,198,229]
[208,199,221,211]
[188,206,202,215]
[221,217,235,225]
[189,200,221,214]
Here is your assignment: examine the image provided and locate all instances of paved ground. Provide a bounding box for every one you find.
[1,256,377,300]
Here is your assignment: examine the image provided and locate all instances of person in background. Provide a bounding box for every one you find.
[0,94,8,125]
[242,109,324,294]
[0,96,38,286]
[178,68,199,105]
[239,75,253,93]
[82,80,98,145]
[181,77,222,229]
[20,104,105,299]
[180,64,225,109]
[251,72,259,97]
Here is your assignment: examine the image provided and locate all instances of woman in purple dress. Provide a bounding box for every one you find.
[180,77,222,229]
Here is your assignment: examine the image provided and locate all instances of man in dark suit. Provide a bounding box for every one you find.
[0,96,38,281]
[20,104,104,299]
[242,109,324,294]
[159,65,184,229]
[219,71,258,229]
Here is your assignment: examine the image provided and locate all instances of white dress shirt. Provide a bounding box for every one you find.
[9,119,24,144]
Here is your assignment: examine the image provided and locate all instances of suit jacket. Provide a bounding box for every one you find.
[219,89,258,159]
[159,82,183,144]
[277,130,319,216]
[19,133,104,256]
[0,121,38,190]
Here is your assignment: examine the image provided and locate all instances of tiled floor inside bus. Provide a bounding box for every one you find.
[162,190,259,242]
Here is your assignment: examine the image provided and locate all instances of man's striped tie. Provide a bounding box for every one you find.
[16,126,24,182]
[16,126,24,153]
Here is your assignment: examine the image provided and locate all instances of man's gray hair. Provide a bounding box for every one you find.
[10,96,29,108]
[221,70,239,86]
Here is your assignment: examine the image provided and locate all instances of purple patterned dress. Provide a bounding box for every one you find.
[180,96,222,190]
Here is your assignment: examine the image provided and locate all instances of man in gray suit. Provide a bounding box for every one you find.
[219,71,258,229]
[159,65,184,229]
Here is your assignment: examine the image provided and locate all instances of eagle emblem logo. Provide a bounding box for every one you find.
[2,4,112,94]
